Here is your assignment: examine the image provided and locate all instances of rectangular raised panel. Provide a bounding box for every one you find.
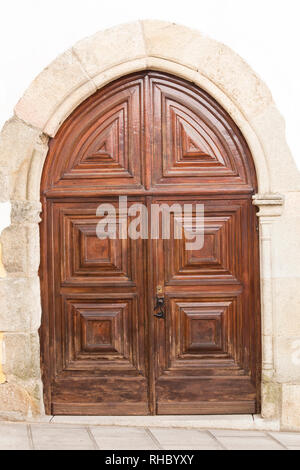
[47,197,148,414]
[168,297,243,368]
[158,200,243,284]
[52,379,149,416]
[157,401,256,415]
[83,316,113,352]
[61,297,143,373]
[182,307,224,353]
[152,195,258,415]
[80,227,114,266]
[79,308,123,354]
[69,219,130,283]
[55,201,142,286]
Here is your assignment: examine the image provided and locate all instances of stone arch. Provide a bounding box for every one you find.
[0,21,299,429]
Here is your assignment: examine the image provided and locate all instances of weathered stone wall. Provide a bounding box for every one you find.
[0,20,299,429]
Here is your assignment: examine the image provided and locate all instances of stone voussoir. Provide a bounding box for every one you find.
[14,50,96,133]
[141,20,273,118]
[73,21,147,80]
[0,117,42,170]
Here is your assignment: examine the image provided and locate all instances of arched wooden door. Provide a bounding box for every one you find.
[40,72,261,416]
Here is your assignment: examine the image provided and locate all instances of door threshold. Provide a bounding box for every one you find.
[29,414,280,432]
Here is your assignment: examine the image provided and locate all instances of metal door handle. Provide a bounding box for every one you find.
[154,295,165,319]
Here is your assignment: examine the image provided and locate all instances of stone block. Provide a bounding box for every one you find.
[31,424,94,450]
[281,384,300,430]
[3,333,41,382]
[0,167,9,202]
[0,118,46,200]
[0,423,31,450]
[251,105,300,192]
[11,201,42,224]
[275,336,300,382]
[0,118,40,171]
[261,382,281,419]
[0,277,41,331]
[272,216,300,279]
[274,278,300,336]
[0,224,40,275]
[0,383,32,418]
[142,20,272,118]
[15,50,95,132]
[73,21,146,79]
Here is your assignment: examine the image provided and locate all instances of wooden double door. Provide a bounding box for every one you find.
[40,72,261,416]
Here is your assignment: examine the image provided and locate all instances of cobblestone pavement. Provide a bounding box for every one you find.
[0,422,300,450]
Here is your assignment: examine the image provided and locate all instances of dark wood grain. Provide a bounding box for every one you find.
[40,71,261,416]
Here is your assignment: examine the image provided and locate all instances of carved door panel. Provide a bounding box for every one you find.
[151,197,258,414]
[44,199,148,415]
[40,71,261,416]
[148,73,253,193]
